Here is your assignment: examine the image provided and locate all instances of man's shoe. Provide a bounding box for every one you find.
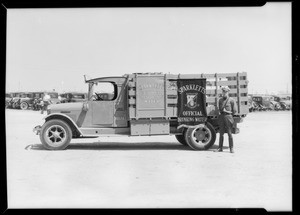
[230,148,234,153]
[214,148,223,152]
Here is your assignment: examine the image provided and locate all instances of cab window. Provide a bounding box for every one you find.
[93,82,117,101]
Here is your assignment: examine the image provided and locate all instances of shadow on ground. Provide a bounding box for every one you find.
[25,142,225,151]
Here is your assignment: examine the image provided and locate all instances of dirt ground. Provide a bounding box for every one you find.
[5,109,292,211]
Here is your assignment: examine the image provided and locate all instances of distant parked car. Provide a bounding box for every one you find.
[31,92,60,111]
[17,92,35,110]
[248,95,255,112]
[31,92,45,110]
[251,95,277,111]
[273,95,292,110]
[8,92,25,109]
[47,92,60,104]
[15,92,53,110]
[33,91,60,104]
[5,93,13,108]
[59,92,87,103]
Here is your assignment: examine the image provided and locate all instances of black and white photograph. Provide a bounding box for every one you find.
[4,2,292,211]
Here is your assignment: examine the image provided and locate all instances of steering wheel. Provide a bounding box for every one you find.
[94,93,103,101]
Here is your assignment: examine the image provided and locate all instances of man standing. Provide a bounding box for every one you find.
[215,86,237,153]
[41,92,51,114]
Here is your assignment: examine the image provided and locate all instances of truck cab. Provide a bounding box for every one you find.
[34,72,248,151]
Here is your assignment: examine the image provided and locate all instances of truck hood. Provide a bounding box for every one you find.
[49,102,84,112]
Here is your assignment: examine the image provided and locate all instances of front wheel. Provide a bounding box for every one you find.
[184,122,216,150]
[40,119,72,150]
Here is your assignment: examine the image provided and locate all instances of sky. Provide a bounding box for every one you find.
[6,3,291,95]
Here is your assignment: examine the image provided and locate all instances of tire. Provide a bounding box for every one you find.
[281,104,287,111]
[20,102,29,110]
[175,131,188,146]
[40,119,72,150]
[184,122,216,150]
[274,103,281,111]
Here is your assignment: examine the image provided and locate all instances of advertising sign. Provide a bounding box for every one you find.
[135,76,165,118]
[136,76,164,109]
[177,79,207,124]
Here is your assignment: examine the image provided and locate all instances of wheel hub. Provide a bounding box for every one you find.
[191,125,211,144]
[45,125,66,144]
[195,130,206,141]
[52,131,61,139]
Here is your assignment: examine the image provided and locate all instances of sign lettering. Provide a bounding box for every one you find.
[177,79,207,125]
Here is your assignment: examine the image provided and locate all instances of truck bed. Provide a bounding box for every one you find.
[126,72,248,120]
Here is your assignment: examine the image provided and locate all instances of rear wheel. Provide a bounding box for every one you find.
[175,131,188,146]
[184,122,216,150]
[40,119,72,150]
[20,102,29,110]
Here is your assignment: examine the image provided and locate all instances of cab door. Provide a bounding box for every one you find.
[91,82,116,126]
[91,100,114,125]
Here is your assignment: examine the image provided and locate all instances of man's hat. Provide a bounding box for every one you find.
[221,86,230,92]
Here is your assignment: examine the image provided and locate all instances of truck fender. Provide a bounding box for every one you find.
[43,113,83,137]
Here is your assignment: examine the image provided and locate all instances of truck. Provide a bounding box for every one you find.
[33,72,249,150]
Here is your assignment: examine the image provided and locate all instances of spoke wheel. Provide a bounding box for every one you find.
[40,119,72,150]
[185,122,216,150]
[20,102,29,110]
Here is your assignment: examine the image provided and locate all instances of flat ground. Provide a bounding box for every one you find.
[5,109,292,211]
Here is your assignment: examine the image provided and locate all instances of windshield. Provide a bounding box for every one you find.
[25,93,34,98]
[34,93,42,98]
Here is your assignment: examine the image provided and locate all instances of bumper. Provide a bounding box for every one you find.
[33,125,42,135]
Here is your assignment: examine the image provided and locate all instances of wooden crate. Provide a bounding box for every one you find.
[127,72,248,119]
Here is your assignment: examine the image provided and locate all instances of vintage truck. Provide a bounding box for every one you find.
[33,72,249,150]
